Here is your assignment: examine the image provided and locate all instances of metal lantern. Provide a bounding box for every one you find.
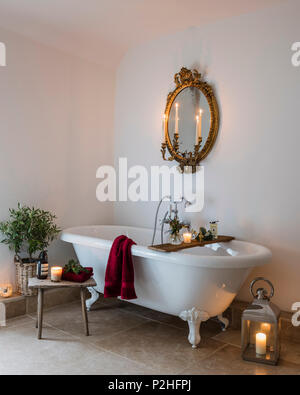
[241,277,281,366]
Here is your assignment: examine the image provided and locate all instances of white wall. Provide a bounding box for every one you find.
[0,27,115,287]
[114,0,300,312]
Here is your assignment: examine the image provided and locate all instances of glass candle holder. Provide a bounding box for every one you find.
[183,232,192,244]
[51,267,63,282]
[0,283,13,298]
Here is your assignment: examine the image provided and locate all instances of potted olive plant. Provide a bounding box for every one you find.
[0,204,60,295]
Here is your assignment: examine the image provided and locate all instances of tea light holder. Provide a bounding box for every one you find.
[241,277,280,365]
[51,267,63,282]
[0,283,13,298]
[183,231,192,244]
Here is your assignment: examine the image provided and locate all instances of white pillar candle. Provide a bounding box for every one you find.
[175,103,179,134]
[183,232,192,244]
[199,109,203,139]
[51,267,62,282]
[256,332,267,355]
[195,115,199,145]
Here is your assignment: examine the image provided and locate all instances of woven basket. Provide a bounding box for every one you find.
[15,257,37,296]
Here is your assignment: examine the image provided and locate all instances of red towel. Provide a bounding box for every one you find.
[104,235,137,300]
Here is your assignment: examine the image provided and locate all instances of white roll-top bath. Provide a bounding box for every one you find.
[61,225,271,348]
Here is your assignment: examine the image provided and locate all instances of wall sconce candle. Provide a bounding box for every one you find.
[195,109,203,145]
[199,109,203,138]
[195,115,199,145]
[175,103,179,135]
[51,267,62,282]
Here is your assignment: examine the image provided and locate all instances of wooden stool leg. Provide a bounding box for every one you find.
[37,289,44,340]
[81,288,89,336]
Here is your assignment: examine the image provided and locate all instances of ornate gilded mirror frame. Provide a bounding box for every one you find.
[161,67,219,172]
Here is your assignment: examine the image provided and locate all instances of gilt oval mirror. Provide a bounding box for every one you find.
[161,67,219,172]
[168,87,211,154]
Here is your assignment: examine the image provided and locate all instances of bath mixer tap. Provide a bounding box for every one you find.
[151,196,192,246]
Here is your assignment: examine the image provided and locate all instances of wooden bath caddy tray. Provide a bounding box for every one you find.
[148,235,235,253]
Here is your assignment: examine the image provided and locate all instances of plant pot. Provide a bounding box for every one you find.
[14,256,37,296]
[62,267,93,283]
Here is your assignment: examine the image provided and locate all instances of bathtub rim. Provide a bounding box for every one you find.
[60,225,272,270]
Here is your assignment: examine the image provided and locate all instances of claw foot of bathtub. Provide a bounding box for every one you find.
[179,308,209,349]
[86,287,100,311]
[217,314,229,331]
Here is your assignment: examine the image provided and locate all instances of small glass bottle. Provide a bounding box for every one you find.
[36,251,49,280]
[209,221,219,240]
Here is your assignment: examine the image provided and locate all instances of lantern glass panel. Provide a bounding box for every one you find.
[242,319,280,365]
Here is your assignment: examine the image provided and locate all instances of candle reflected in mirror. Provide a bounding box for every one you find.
[175,103,179,135]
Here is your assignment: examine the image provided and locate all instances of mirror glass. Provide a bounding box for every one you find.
[168,87,211,154]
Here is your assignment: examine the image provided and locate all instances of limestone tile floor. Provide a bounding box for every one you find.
[0,297,300,375]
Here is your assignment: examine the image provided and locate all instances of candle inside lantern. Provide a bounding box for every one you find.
[51,267,62,282]
[0,283,13,298]
[256,332,267,355]
[183,232,192,244]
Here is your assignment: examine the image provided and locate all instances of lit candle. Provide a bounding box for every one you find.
[199,109,203,139]
[51,267,62,282]
[0,284,13,298]
[183,232,192,244]
[256,332,267,355]
[195,115,199,145]
[175,103,179,135]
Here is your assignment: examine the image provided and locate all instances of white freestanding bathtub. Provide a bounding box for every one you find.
[61,225,271,347]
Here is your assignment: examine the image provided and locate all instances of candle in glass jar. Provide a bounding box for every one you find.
[0,283,13,298]
[183,232,192,244]
[256,332,267,355]
[51,267,62,282]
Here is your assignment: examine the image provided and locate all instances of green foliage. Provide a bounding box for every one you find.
[64,259,88,275]
[0,203,61,259]
[194,226,214,241]
[166,215,184,236]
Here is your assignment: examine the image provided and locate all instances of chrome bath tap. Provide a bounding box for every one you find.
[151,196,192,246]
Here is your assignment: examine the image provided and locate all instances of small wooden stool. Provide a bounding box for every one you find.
[28,277,97,339]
